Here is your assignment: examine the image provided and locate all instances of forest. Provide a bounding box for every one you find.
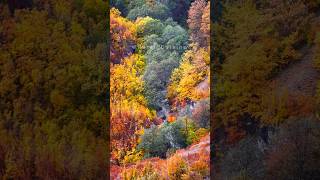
[0,0,108,179]
[110,0,210,179]
[212,0,320,179]
[1,0,320,179]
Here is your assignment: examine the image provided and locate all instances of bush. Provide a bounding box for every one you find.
[138,120,188,158]
[167,155,188,180]
[189,152,210,178]
[137,125,170,158]
[121,148,143,165]
[192,128,209,144]
[121,163,160,180]
[179,118,208,145]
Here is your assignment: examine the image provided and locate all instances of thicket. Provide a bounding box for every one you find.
[0,0,108,178]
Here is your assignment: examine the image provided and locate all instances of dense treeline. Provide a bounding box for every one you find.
[212,0,320,179]
[0,0,108,178]
[110,0,210,179]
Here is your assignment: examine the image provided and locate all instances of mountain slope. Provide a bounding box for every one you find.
[110,134,210,179]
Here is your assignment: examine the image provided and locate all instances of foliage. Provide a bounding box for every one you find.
[110,8,137,64]
[0,0,109,177]
[187,0,210,47]
[188,150,210,178]
[138,119,188,158]
[127,2,171,21]
[168,46,210,102]
[143,53,180,109]
[0,118,108,179]
[167,155,188,180]
[121,148,144,165]
[110,54,155,161]
[121,162,161,180]
[135,16,164,38]
[213,0,312,130]
[137,125,169,158]
[110,0,130,15]
[125,0,191,25]
[142,21,188,109]
[111,1,210,179]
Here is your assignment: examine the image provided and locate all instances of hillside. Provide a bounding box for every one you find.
[110,0,210,179]
[212,1,320,179]
[275,46,319,97]
[111,134,210,179]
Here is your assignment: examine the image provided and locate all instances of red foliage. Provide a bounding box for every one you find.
[187,0,210,47]
[113,134,211,179]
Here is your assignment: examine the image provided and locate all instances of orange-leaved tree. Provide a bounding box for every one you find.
[110,53,155,163]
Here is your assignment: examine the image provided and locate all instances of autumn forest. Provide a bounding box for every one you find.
[110,0,210,179]
[1,0,320,179]
[213,0,320,179]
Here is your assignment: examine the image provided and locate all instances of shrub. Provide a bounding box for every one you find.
[137,125,170,158]
[193,128,209,144]
[167,155,188,180]
[138,120,188,158]
[190,157,210,177]
[121,163,161,180]
[121,148,143,165]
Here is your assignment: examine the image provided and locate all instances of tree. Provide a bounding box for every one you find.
[142,23,188,109]
[143,53,180,109]
[110,0,130,15]
[138,119,188,158]
[110,54,155,162]
[167,46,210,102]
[127,2,171,21]
[187,0,209,47]
[0,1,108,177]
[110,8,137,64]
[135,16,164,38]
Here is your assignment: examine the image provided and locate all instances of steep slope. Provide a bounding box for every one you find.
[110,134,210,179]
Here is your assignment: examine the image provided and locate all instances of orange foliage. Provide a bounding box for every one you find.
[167,155,188,179]
[110,8,136,64]
[113,134,211,179]
[168,114,177,123]
[189,150,210,177]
